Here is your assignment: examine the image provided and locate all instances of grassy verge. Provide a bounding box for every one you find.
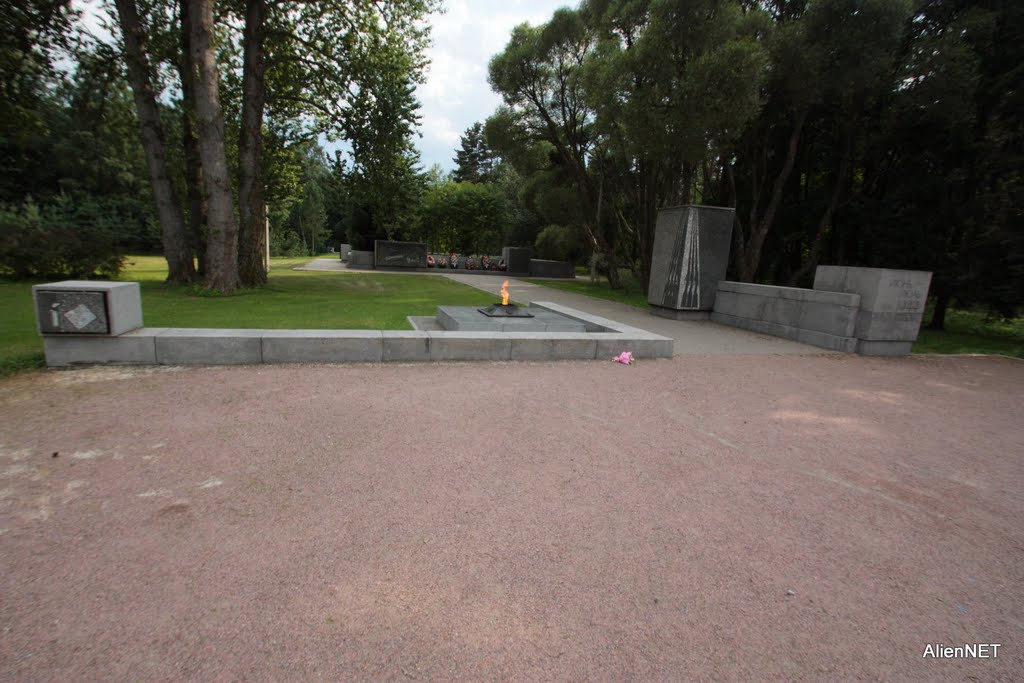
[525,272,1023,358]
[913,308,1024,357]
[0,255,496,377]
[523,270,649,309]
[0,281,47,376]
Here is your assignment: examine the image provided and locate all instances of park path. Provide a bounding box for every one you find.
[298,258,820,355]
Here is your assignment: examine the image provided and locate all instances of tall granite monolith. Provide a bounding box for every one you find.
[648,205,734,320]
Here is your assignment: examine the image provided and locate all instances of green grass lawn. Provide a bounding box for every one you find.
[913,308,1024,357]
[526,272,1023,358]
[524,271,649,309]
[0,255,496,376]
[4,257,1020,376]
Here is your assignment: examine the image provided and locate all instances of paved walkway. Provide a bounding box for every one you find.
[295,257,349,271]
[299,258,822,355]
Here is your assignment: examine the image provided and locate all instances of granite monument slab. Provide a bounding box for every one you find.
[502,247,532,275]
[813,266,932,355]
[648,205,734,318]
[374,240,427,268]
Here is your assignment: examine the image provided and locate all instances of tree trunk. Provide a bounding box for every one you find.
[237,0,268,287]
[929,291,950,330]
[188,0,239,292]
[736,110,807,281]
[573,162,619,289]
[637,161,658,296]
[114,0,196,284]
[535,109,618,287]
[182,110,208,276]
[787,146,851,286]
[178,0,207,277]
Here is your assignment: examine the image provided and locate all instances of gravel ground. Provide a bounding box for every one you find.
[1,354,1021,681]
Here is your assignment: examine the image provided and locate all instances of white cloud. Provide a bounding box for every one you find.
[414,0,569,172]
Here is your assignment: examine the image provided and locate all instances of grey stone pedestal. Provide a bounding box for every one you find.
[33,281,143,336]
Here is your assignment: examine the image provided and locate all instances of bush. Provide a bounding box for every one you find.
[534,223,586,263]
[270,228,307,256]
[0,196,124,279]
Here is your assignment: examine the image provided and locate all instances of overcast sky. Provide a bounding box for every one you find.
[415,0,570,172]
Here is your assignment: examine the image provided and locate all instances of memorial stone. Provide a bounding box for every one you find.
[502,247,532,275]
[648,205,734,319]
[528,259,575,278]
[33,281,143,336]
[347,250,375,269]
[813,266,932,356]
[374,240,427,268]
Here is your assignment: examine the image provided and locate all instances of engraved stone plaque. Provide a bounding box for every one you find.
[35,290,109,334]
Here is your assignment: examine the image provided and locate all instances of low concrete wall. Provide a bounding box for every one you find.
[709,267,932,356]
[712,281,860,352]
[528,259,575,278]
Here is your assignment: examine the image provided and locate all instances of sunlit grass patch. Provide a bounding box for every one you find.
[0,255,496,375]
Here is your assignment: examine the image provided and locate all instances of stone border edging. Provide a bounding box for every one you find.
[40,302,673,366]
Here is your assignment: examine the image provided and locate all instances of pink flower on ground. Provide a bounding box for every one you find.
[612,351,634,365]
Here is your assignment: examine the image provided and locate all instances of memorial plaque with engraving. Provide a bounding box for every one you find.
[374,240,427,268]
[33,281,143,336]
[813,266,932,355]
[35,290,110,334]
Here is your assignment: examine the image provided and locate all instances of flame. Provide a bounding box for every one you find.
[500,280,510,306]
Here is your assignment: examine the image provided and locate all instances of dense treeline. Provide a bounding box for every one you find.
[2,0,1019,327]
[1,0,436,290]
[1,4,154,278]
[483,0,1023,326]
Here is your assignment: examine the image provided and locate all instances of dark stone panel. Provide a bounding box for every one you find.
[348,250,375,269]
[647,205,734,311]
[374,240,427,268]
[528,259,575,278]
[35,290,110,334]
[502,247,532,275]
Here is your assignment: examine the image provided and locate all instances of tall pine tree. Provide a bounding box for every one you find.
[452,122,494,182]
